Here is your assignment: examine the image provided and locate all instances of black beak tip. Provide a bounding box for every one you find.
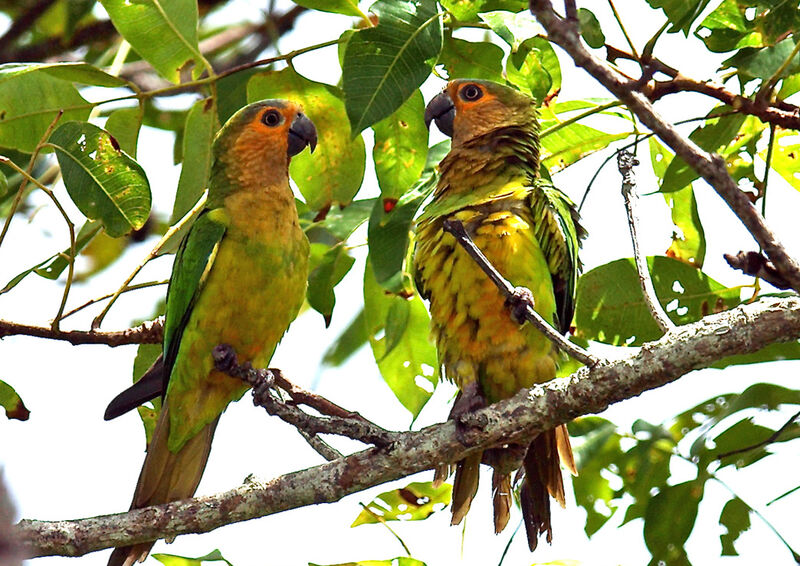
[424,91,455,138]
[288,112,318,157]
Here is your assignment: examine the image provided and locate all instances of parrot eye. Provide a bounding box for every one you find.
[262,109,283,127]
[460,84,483,102]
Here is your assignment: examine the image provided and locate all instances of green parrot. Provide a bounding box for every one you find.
[104,99,316,566]
[414,79,585,550]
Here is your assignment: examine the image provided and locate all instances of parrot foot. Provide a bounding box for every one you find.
[450,382,488,443]
[505,286,535,325]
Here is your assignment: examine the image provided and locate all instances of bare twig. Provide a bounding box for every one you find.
[296,429,343,462]
[441,219,599,366]
[530,0,800,292]
[15,295,800,558]
[725,251,792,290]
[211,344,399,447]
[0,318,163,346]
[716,409,800,461]
[618,150,675,333]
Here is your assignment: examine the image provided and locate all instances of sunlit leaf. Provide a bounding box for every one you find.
[100,0,204,83]
[49,121,151,237]
[249,68,366,210]
[104,106,143,158]
[172,97,217,223]
[311,559,426,566]
[372,90,427,200]
[506,36,560,102]
[352,481,452,526]
[438,37,505,83]
[479,10,542,50]
[574,256,740,346]
[152,549,233,566]
[293,0,365,17]
[0,379,29,421]
[440,0,485,21]
[541,122,628,173]
[342,0,443,135]
[765,129,800,193]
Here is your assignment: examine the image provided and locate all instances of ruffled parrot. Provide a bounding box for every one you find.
[414,79,585,550]
[104,99,317,566]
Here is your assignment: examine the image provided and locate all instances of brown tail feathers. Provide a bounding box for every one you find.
[107,402,219,566]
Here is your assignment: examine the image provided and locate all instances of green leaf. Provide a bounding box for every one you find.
[364,259,439,419]
[765,128,800,193]
[646,0,712,36]
[152,549,233,566]
[216,67,261,125]
[0,379,29,421]
[353,481,452,526]
[49,121,151,237]
[294,0,365,17]
[342,0,443,135]
[172,97,217,223]
[720,497,751,556]
[479,10,542,50]
[304,199,375,242]
[133,342,162,443]
[100,0,204,83]
[249,68,366,210]
[0,63,91,152]
[311,559,426,566]
[578,8,605,48]
[438,37,505,83]
[724,38,800,83]
[372,90,427,200]
[307,243,356,325]
[104,106,143,158]
[643,481,703,566]
[694,0,752,52]
[712,417,776,469]
[367,141,448,294]
[506,36,560,102]
[322,309,369,367]
[574,256,740,346]
[660,109,746,193]
[38,62,130,88]
[440,0,485,21]
[541,122,628,173]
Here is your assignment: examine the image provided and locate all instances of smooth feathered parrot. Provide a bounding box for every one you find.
[104,99,316,566]
[414,79,585,550]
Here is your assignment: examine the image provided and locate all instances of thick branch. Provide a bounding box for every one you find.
[0,318,162,346]
[16,296,800,558]
[530,0,800,292]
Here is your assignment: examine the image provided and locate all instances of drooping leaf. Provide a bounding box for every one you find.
[438,37,505,83]
[293,0,365,17]
[0,379,29,421]
[353,481,452,526]
[364,259,439,419]
[322,309,369,367]
[479,11,542,50]
[249,68,366,210]
[49,121,151,237]
[643,481,703,566]
[172,97,217,223]
[372,90,427,201]
[578,8,605,48]
[506,36,560,102]
[574,256,740,346]
[368,141,448,294]
[646,0,712,36]
[37,62,130,88]
[307,243,356,325]
[0,63,91,152]
[719,497,751,556]
[99,0,204,83]
[152,549,233,566]
[342,0,443,135]
[104,106,143,158]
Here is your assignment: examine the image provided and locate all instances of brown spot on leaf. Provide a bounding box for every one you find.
[6,400,29,421]
[399,120,408,128]
[108,134,120,151]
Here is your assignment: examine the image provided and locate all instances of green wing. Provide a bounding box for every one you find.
[163,208,228,377]
[529,180,586,334]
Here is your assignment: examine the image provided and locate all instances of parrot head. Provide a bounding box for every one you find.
[425,79,537,147]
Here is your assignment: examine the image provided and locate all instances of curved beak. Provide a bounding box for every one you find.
[424,90,455,137]
[288,112,318,157]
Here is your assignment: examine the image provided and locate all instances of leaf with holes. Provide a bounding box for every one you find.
[249,68,366,210]
[342,0,443,135]
[352,481,452,526]
[100,0,204,83]
[574,256,740,346]
[49,121,151,237]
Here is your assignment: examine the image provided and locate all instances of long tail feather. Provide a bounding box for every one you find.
[450,451,482,526]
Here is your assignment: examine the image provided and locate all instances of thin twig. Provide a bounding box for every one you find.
[211,344,399,447]
[60,280,169,321]
[358,503,413,557]
[607,0,638,59]
[618,149,675,333]
[441,219,598,366]
[717,409,800,461]
[296,429,343,462]
[91,192,207,330]
[0,317,163,346]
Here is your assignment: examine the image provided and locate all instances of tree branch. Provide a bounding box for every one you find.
[0,318,162,346]
[530,0,800,292]
[724,251,792,290]
[618,150,675,333]
[16,296,800,558]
